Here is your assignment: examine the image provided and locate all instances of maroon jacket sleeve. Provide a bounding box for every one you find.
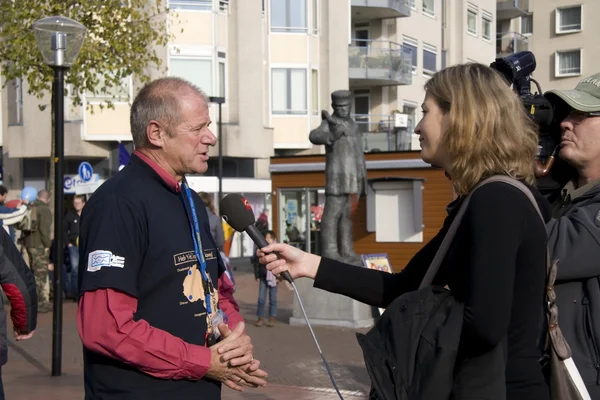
[0,229,36,333]
[218,273,244,330]
[77,289,212,380]
[218,272,244,330]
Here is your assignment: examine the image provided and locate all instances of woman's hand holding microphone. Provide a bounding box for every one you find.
[256,243,322,281]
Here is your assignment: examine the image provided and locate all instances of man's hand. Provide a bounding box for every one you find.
[216,323,253,367]
[48,263,54,272]
[14,330,34,341]
[221,358,268,392]
[205,322,268,391]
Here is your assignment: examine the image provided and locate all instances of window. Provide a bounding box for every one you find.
[354,27,369,45]
[555,49,582,77]
[168,0,212,11]
[403,104,416,134]
[353,94,370,135]
[170,58,213,95]
[7,78,22,126]
[403,35,418,74]
[556,6,582,34]
[312,0,319,34]
[521,15,533,35]
[219,0,229,12]
[86,73,131,101]
[423,43,437,76]
[422,0,434,16]
[410,0,416,10]
[467,8,478,35]
[482,12,492,40]
[366,180,424,243]
[218,61,226,98]
[272,68,307,115]
[271,0,307,33]
[311,69,318,115]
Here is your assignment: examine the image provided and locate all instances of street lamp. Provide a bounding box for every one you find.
[209,96,225,206]
[32,15,86,377]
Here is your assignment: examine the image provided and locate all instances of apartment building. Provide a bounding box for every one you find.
[0,0,497,256]
[349,0,496,153]
[496,0,599,94]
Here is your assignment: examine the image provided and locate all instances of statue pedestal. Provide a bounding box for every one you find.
[288,278,375,329]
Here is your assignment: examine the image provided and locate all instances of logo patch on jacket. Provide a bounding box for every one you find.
[595,211,600,227]
[87,250,125,272]
[203,249,217,261]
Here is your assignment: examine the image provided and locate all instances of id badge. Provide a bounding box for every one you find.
[210,310,226,341]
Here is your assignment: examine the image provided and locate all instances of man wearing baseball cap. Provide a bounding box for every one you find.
[544,73,600,396]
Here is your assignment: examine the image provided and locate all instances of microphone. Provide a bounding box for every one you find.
[219,193,293,283]
[220,192,345,400]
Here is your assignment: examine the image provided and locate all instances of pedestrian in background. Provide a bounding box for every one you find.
[22,189,52,314]
[254,230,278,327]
[198,192,225,252]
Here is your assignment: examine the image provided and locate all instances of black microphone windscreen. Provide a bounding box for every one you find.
[219,193,256,232]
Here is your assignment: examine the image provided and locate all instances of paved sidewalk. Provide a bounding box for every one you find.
[3,264,371,399]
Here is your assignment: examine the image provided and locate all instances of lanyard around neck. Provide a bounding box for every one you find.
[181,178,212,315]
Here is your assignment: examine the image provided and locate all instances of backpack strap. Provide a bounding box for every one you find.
[419,175,541,289]
[419,185,473,289]
[419,175,572,359]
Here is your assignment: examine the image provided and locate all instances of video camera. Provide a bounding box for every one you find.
[490,51,569,179]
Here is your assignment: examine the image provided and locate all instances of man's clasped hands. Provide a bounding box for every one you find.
[206,322,269,391]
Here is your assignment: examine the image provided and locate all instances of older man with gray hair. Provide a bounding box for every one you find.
[77,77,267,400]
[542,72,600,397]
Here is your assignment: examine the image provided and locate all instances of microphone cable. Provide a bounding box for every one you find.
[289,280,345,400]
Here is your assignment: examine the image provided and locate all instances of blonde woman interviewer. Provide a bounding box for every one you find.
[258,63,551,400]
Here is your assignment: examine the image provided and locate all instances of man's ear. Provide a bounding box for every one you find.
[147,120,166,148]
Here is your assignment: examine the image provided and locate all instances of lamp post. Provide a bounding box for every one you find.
[209,96,225,205]
[32,16,86,377]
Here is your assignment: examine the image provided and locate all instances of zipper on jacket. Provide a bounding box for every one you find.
[583,297,600,384]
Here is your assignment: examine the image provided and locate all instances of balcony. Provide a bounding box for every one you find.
[351,0,411,22]
[349,40,412,89]
[496,32,528,57]
[497,0,529,20]
[353,114,417,152]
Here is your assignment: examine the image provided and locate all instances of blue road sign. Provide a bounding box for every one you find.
[78,161,93,183]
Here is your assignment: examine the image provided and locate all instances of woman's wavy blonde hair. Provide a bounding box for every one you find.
[424,63,539,195]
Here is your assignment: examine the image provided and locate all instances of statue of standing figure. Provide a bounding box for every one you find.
[309,90,367,266]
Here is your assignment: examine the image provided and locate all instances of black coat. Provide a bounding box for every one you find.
[0,228,37,365]
[314,181,552,400]
[548,180,600,396]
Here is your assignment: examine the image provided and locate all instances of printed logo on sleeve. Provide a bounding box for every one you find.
[87,250,126,272]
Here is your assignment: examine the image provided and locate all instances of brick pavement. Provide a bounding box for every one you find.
[2,263,370,399]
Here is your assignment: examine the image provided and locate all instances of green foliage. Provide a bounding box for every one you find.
[0,0,175,110]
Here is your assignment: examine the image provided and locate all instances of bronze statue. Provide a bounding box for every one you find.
[309,90,367,266]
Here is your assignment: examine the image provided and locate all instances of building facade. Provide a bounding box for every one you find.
[496,0,599,94]
[1,0,499,256]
